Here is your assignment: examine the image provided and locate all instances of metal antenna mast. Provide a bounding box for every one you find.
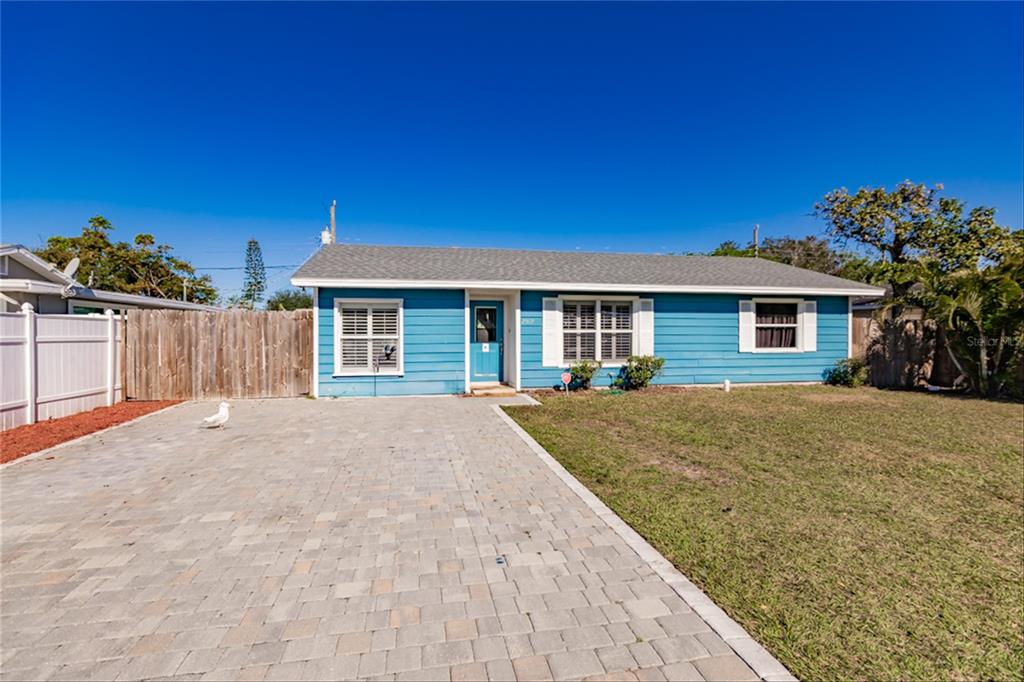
[330,200,337,243]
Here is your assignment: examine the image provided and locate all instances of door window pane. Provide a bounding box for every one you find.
[475,307,497,343]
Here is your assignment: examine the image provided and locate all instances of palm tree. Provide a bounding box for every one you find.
[917,260,1023,396]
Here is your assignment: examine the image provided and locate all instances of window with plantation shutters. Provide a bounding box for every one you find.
[600,302,633,361]
[563,301,597,362]
[334,300,403,375]
[560,299,635,364]
[339,308,368,369]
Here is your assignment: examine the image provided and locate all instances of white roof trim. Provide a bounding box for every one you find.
[290,277,884,297]
[0,279,67,295]
[1,243,218,311]
[0,244,77,285]
[68,289,219,311]
[0,279,218,310]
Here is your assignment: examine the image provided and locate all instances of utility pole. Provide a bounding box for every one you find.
[753,224,760,258]
[182,279,189,301]
[330,200,337,243]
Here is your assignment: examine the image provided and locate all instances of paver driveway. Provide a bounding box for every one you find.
[1,398,759,681]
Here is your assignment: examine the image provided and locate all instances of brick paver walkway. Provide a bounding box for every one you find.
[1,398,759,681]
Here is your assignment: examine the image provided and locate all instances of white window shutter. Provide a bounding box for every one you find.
[542,297,563,367]
[636,299,655,356]
[738,300,755,352]
[801,300,817,352]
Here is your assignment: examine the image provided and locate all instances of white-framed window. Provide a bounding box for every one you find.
[334,299,403,376]
[600,301,633,361]
[562,298,634,365]
[755,301,799,349]
[542,296,653,368]
[0,256,7,277]
[562,301,596,362]
[739,298,817,353]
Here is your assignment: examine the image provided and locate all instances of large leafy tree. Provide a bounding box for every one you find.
[760,235,843,274]
[265,288,312,311]
[814,180,1008,299]
[816,181,1022,396]
[35,216,218,304]
[242,239,266,309]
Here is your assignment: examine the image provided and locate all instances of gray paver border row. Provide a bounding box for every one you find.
[515,392,542,406]
[492,403,797,682]
[0,400,190,471]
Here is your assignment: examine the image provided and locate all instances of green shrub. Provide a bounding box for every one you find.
[823,358,869,387]
[614,355,666,390]
[569,360,601,390]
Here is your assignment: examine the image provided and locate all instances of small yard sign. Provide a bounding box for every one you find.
[560,371,571,392]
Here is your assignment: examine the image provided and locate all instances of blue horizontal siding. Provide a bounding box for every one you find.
[317,288,465,397]
[317,287,850,396]
[521,291,850,389]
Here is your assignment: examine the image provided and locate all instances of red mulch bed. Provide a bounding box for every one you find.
[1,401,180,465]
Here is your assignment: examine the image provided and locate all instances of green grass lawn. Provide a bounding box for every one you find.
[505,386,1024,681]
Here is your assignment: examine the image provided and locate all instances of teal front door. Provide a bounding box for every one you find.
[470,300,504,382]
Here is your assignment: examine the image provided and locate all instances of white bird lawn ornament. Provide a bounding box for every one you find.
[200,402,230,429]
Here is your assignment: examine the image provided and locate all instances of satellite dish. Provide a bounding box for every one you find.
[63,257,80,279]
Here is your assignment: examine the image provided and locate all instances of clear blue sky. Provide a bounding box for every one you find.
[2,2,1021,298]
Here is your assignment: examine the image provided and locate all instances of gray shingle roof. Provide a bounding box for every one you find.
[291,244,883,294]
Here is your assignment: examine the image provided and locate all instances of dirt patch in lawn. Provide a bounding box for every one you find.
[1,401,180,464]
[797,390,886,404]
[644,458,719,482]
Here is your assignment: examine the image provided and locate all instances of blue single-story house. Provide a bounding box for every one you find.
[290,244,885,397]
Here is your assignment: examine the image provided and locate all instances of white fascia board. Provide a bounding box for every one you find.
[0,246,77,284]
[0,279,66,294]
[0,276,218,311]
[291,277,885,297]
[70,288,219,311]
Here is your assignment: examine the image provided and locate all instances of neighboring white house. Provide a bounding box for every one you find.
[0,243,218,313]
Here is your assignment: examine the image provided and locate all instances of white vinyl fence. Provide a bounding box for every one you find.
[0,303,122,431]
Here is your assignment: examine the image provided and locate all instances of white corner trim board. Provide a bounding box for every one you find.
[463,290,471,394]
[514,289,522,390]
[491,404,797,682]
[847,296,853,358]
[312,287,319,398]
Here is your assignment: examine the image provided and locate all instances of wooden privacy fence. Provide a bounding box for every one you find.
[125,309,312,400]
[850,308,958,389]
